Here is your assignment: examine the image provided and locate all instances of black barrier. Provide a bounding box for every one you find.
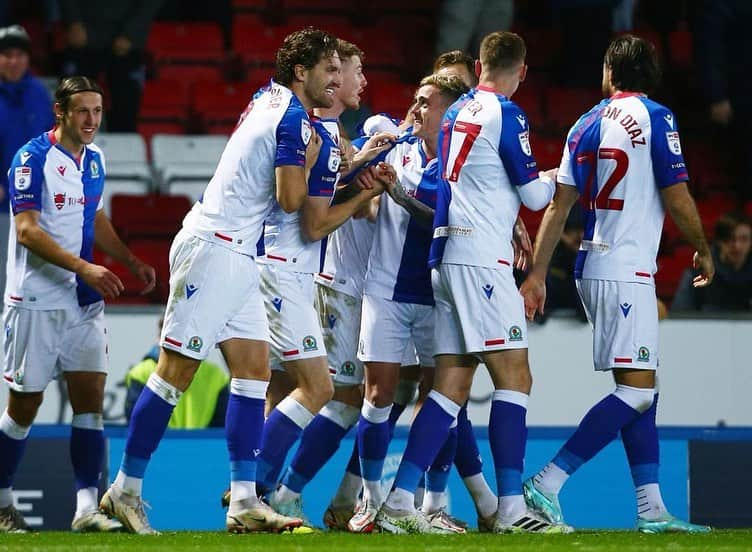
[689,441,752,528]
[11,438,108,530]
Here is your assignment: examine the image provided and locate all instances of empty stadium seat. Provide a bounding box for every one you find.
[148,22,225,64]
[110,193,193,240]
[232,16,289,66]
[543,86,602,132]
[367,79,416,118]
[151,134,228,188]
[94,133,151,181]
[140,80,191,127]
[191,80,253,132]
[101,180,151,217]
[655,246,694,303]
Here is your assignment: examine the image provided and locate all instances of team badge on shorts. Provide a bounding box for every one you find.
[340,361,356,377]
[303,335,318,352]
[187,336,203,353]
[509,326,523,341]
[14,369,23,385]
[638,346,650,362]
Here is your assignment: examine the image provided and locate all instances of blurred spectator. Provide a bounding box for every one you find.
[435,0,514,58]
[0,24,55,295]
[124,318,229,428]
[58,0,164,132]
[695,0,752,201]
[672,212,752,312]
[544,205,588,322]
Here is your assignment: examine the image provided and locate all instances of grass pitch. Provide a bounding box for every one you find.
[0,530,750,552]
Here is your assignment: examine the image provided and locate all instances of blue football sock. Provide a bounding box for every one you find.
[393,393,459,493]
[622,393,660,486]
[489,391,528,497]
[256,410,304,490]
[358,401,392,492]
[0,412,30,490]
[121,384,175,478]
[70,414,104,490]
[553,393,641,475]
[346,399,404,478]
[226,393,265,486]
[454,403,483,478]
[426,425,457,494]
[345,437,361,476]
[282,414,349,493]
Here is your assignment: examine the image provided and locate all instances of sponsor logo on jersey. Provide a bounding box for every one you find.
[301,119,312,146]
[518,130,531,156]
[302,335,318,352]
[14,167,31,191]
[327,313,337,329]
[185,284,198,299]
[54,192,66,210]
[466,100,483,116]
[509,325,523,341]
[638,346,650,362]
[620,302,632,318]
[666,131,681,155]
[187,335,203,353]
[340,361,356,377]
[482,284,494,299]
[271,297,283,312]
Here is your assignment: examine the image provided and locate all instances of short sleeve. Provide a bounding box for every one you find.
[275,104,309,168]
[498,102,538,187]
[9,149,44,214]
[649,106,689,189]
[307,122,339,197]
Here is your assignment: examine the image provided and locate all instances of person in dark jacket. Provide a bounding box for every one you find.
[672,212,752,312]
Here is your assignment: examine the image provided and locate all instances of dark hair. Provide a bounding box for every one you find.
[274,27,338,87]
[434,50,474,72]
[419,73,469,104]
[715,212,752,242]
[604,34,661,94]
[479,31,526,74]
[54,76,103,112]
[336,38,363,63]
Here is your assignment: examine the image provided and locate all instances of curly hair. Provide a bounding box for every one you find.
[274,27,338,87]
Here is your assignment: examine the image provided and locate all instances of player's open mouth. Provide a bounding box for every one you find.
[325,87,335,96]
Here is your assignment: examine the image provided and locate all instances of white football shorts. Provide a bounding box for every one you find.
[433,264,528,356]
[315,283,364,385]
[161,229,269,360]
[358,293,435,367]
[3,302,107,393]
[261,265,326,370]
[576,279,659,371]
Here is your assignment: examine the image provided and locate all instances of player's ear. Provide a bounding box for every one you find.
[519,63,528,83]
[474,59,481,78]
[293,64,307,83]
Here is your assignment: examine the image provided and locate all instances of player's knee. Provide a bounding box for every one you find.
[613,384,654,413]
[7,390,43,426]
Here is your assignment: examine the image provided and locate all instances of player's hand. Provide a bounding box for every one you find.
[338,142,354,174]
[355,164,387,196]
[68,22,87,48]
[374,162,397,193]
[709,99,733,126]
[512,216,533,271]
[128,257,157,295]
[519,272,546,321]
[305,127,322,172]
[354,132,396,165]
[79,262,124,299]
[691,249,715,288]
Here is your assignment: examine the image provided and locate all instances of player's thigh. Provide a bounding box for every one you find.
[3,306,65,393]
[482,347,532,393]
[358,294,413,364]
[58,302,108,379]
[162,232,265,360]
[218,337,270,380]
[260,266,325,364]
[64,371,106,414]
[432,267,467,356]
[442,264,528,354]
[316,285,364,386]
[578,279,659,372]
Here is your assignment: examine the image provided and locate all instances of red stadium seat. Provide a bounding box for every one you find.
[232,16,289,66]
[157,64,224,84]
[529,133,564,171]
[543,86,602,133]
[110,193,192,241]
[367,79,416,119]
[192,80,254,132]
[696,197,737,239]
[668,30,693,70]
[93,250,152,305]
[147,22,225,64]
[518,206,545,243]
[655,246,694,303]
[140,79,190,123]
[127,239,173,303]
[137,122,186,148]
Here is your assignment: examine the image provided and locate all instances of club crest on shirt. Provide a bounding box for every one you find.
[665,132,681,155]
[90,159,100,177]
[328,147,341,173]
[54,192,66,210]
[301,119,312,146]
[518,130,531,156]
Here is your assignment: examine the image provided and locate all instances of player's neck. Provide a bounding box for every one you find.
[477,76,516,98]
[314,102,344,119]
[53,127,85,159]
[420,138,437,160]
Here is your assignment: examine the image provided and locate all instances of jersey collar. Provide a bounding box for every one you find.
[610,91,647,100]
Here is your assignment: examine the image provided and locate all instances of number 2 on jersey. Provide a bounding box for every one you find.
[446,121,482,182]
[576,147,628,211]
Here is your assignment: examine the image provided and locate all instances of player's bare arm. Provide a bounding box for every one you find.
[348,132,396,175]
[14,209,124,298]
[275,165,308,213]
[513,216,533,271]
[519,183,580,320]
[94,210,156,294]
[660,182,715,287]
[301,183,383,242]
[382,166,435,229]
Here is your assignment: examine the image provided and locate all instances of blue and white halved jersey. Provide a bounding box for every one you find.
[364,140,439,306]
[260,116,340,273]
[182,80,311,257]
[558,92,688,283]
[6,130,105,309]
[430,86,539,269]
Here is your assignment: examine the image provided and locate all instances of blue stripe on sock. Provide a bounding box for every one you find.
[497,468,522,497]
[553,448,586,475]
[231,460,255,482]
[630,463,659,486]
[281,468,309,494]
[394,461,425,493]
[121,454,149,478]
